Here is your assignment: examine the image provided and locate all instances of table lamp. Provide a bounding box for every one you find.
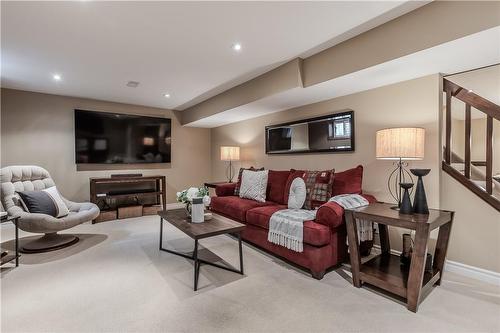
[220,146,240,182]
[376,127,425,209]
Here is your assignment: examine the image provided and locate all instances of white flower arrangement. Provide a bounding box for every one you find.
[176,186,211,207]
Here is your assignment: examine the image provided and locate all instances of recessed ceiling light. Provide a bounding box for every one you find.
[126,81,140,88]
[163,93,171,98]
[232,43,242,52]
[53,74,62,81]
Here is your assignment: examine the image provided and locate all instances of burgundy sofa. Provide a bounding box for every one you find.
[210,165,376,279]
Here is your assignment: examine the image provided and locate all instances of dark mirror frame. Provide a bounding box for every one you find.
[265,110,355,155]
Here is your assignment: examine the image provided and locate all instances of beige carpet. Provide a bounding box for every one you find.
[1,215,499,333]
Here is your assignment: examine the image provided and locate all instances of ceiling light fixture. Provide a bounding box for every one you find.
[53,74,62,81]
[232,43,242,52]
[163,93,171,98]
[126,81,140,88]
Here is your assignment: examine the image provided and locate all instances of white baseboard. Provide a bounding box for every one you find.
[372,245,500,286]
[166,202,184,210]
[445,260,500,286]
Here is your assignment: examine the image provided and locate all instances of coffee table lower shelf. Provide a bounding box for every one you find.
[359,253,441,299]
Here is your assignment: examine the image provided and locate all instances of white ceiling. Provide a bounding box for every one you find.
[1,1,427,110]
[188,26,500,128]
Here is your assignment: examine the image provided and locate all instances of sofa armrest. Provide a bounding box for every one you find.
[215,183,237,197]
[316,194,378,230]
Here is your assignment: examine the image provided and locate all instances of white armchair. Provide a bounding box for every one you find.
[0,166,99,253]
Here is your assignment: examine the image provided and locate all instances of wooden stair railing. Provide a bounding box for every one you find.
[443,78,500,212]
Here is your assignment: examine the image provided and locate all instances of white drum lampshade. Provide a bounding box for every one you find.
[376,127,425,160]
[220,146,240,161]
[376,127,425,209]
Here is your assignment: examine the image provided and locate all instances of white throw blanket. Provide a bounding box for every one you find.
[268,209,317,253]
[329,194,373,242]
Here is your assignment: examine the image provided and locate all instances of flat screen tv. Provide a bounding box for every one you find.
[75,109,171,164]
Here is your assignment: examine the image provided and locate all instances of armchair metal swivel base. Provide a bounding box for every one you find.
[1,166,100,254]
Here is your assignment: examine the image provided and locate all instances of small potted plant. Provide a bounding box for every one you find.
[176,186,210,216]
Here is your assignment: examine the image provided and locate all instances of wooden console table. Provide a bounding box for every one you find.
[345,202,454,312]
[204,181,232,189]
[90,175,166,223]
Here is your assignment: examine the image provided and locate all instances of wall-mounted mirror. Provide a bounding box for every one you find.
[265,110,354,154]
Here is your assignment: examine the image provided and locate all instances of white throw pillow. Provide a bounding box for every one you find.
[288,177,307,209]
[43,186,70,217]
[239,170,269,202]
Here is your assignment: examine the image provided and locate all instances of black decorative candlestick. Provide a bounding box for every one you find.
[399,183,414,214]
[410,169,430,214]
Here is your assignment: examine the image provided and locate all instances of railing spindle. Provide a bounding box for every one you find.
[445,90,452,164]
[486,115,493,194]
[464,104,471,179]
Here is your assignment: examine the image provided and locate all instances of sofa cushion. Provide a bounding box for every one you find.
[266,170,291,205]
[332,165,363,196]
[246,206,331,247]
[210,195,274,222]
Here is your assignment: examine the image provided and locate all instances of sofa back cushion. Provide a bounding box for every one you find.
[332,165,363,196]
[266,170,291,204]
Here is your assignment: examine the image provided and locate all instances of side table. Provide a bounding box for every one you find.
[1,216,20,267]
[204,181,233,189]
[345,202,454,312]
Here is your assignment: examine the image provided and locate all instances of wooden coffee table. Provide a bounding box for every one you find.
[158,209,245,291]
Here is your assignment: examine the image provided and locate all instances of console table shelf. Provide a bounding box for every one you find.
[96,191,164,200]
[90,175,166,223]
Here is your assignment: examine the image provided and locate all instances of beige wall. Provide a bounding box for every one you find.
[0,88,211,204]
[440,173,500,273]
[210,74,500,273]
[211,74,441,205]
[211,74,442,254]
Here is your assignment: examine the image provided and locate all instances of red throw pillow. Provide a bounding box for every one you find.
[332,165,363,196]
[234,166,264,195]
[266,170,291,205]
[301,169,335,210]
